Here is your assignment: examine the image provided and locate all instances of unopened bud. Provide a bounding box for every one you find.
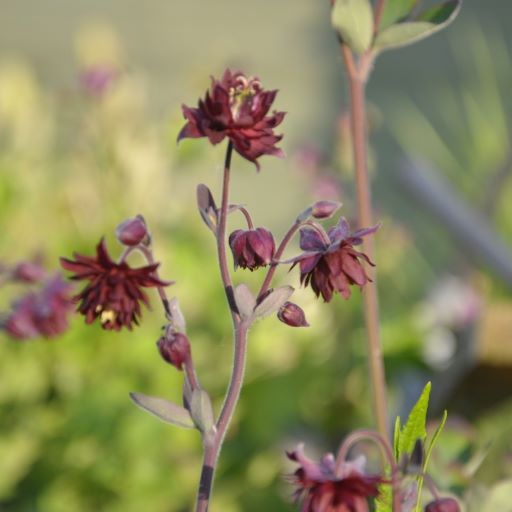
[157,331,191,370]
[116,216,149,246]
[425,498,461,512]
[311,200,341,220]
[277,302,309,327]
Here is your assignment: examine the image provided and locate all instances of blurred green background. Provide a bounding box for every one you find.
[1,1,512,511]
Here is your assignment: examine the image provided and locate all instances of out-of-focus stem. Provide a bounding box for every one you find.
[341,45,389,440]
[373,0,387,34]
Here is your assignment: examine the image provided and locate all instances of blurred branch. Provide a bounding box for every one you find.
[397,158,512,288]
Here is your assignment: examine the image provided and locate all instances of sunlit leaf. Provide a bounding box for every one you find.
[130,392,195,429]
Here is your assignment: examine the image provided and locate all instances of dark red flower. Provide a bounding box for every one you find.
[287,444,382,512]
[425,498,461,512]
[278,302,309,327]
[3,274,74,340]
[157,329,191,370]
[229,227,275,271]
[290,217,378,302]
[178,69,285,169]
[60,238,171,331]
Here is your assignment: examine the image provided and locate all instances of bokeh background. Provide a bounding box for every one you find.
[1,0,512,510]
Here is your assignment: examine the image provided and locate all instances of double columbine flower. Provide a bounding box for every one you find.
[229,227,275,270]
[178,69,285,169]
[290,217,378,302]
[61,238,170,331]
[287,444,381,512]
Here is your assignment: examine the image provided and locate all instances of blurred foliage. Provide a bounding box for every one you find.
[0,15,511,512]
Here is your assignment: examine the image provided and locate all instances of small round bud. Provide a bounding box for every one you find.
[311,200,341,220]
[425,498,461,512]
[277,302,309,327]
[229,228,275,271]
[157,331,191,370]
[116,216,149,246]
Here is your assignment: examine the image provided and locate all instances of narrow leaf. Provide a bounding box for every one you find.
[253,285,294,319]
[374,0,461,52]
[234,284,256,320]
[168,297,186,333]
[375,482,392,512]
[130,392,195,429]
[331,0,374,55]
[393,415,401,461]
[398,382,431,459]
[379,0,418,30]
[190,389,215,433]
[196,184,218,233]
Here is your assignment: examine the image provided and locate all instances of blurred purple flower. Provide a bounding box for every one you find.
[3,274,73,340]
[80,66,117,96]
[178,69,285,169]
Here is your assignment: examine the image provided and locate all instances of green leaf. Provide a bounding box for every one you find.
[374,0,461,52]
[190,389,215,434]
[414,409,448,512]
[331,0,374,55]
[398,381,431,459]
[130,392,195,429]
[393,415,401,461]
[253,286,294,320]
[379,0,418,30]
[375,482,392,512]
[234,284,256,321]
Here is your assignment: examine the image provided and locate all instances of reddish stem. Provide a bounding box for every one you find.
[341,45,389,439]
[373,0,387,34]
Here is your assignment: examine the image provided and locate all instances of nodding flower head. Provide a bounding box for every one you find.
[229,227,275,271]
[178,69,285,170]
[287,444,382,512]
[60,238,171,331]
[290,217,379,302]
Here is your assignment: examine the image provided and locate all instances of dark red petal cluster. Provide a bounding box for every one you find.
[3,275,74,340]
[291,218,378,302]
[178,69,285,169]
[229,227,275,271]
[287,445,381,512]
[425,498,461,512]
[60,238,171,331]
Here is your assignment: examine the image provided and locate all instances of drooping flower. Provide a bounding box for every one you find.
[229,227,275,270]
[178,69,285,169]
[290,217,378,302]
[287,444,382,512]
[2,274,74,340]
[60,238,171,331]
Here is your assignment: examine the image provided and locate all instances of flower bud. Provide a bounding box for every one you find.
[311,200,341,219]
[425,498,461,512]
[157,330,191,370]
[277,302,309,327]
[229,228,275,271]
[116,216,149,246]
